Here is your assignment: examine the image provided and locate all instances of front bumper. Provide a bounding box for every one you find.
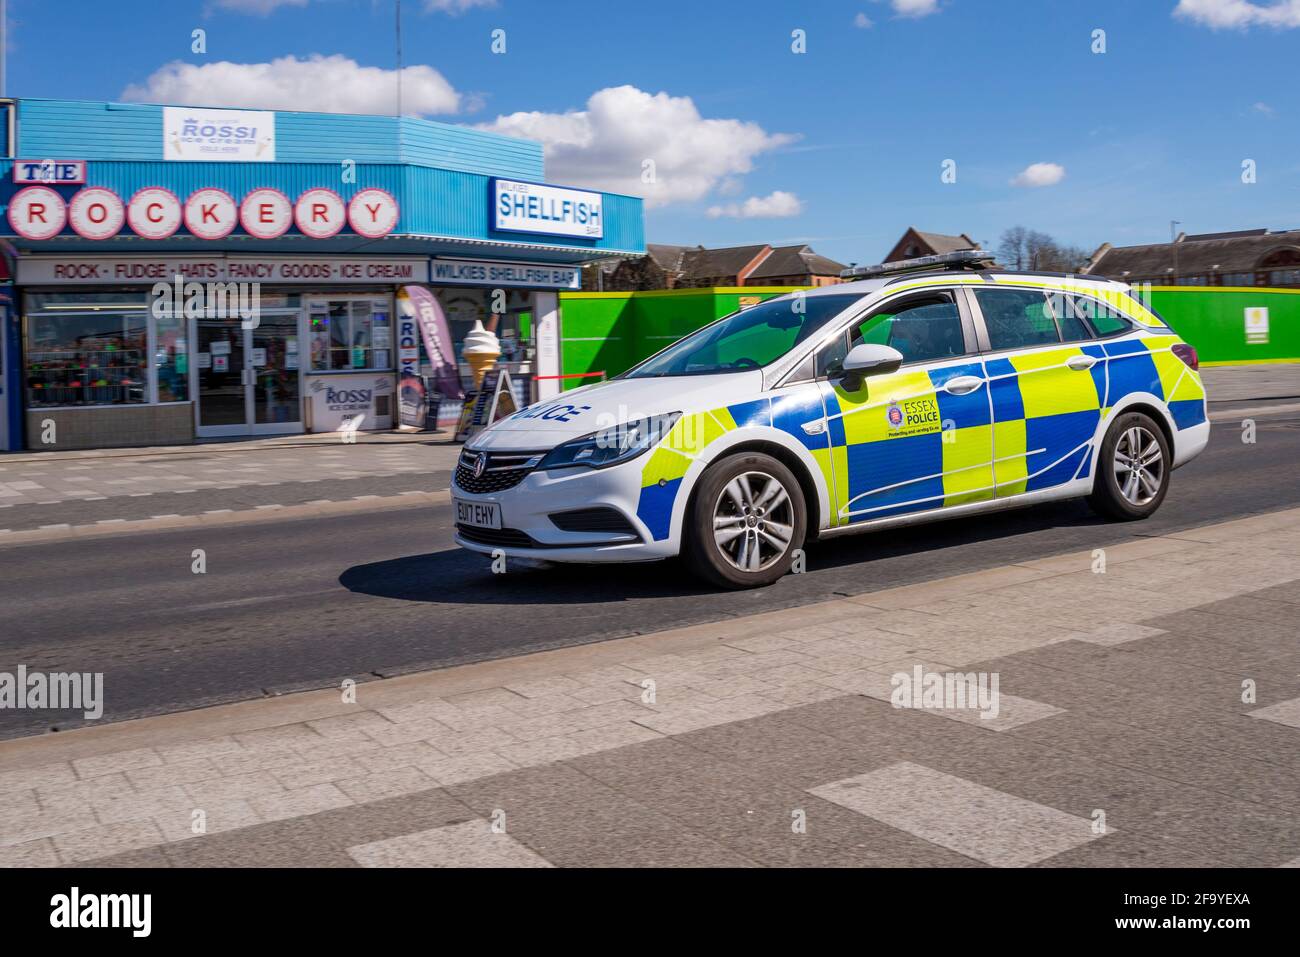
[451,454,678,564]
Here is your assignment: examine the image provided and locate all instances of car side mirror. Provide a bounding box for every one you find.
[837,343,903,390]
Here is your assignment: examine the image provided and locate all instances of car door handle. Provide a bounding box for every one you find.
[1066,355,1097,371]
[942,376,984,396]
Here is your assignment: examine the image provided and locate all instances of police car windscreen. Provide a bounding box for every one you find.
[626,294,863,377]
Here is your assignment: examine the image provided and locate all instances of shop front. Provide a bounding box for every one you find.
[0,287,15,452]
[0,97,645,450]
[13,253,567,446]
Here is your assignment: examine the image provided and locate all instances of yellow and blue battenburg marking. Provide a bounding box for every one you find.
[813,332,1205,526]
[819,362,998,523]
[632,325,1205,540]
[636,400,772,540]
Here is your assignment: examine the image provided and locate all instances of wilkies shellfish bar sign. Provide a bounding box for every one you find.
[5,179,400,242]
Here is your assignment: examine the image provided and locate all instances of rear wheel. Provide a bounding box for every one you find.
[683,453,807,589]
[1087,412,1171,521]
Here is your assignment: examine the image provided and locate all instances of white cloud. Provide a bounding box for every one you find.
[478,85,796,208]
[210,0,308,14]
[1173,0,1300,29]
[707,191,804,219]
[424,0,498,12]
[121,55,464,116]
[854,12,874,28]
[891,0,942,18]
[1253,101,1276,115]
[1010,162,1066,188]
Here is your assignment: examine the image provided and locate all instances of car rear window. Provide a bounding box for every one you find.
[975,288,1059,350]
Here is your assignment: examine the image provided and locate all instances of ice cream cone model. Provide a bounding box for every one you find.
[462,320,501,389]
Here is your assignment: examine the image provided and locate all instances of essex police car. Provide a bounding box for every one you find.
[454,251,1209,588]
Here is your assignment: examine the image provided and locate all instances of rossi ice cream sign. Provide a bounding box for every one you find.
[164,107,275,162]
[307,375,394,432]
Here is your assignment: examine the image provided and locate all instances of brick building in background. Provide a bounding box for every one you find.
[595,242,846,290]
[1083,228,1300,288]
[881,227,981,263]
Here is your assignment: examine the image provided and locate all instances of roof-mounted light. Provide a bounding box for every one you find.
[840,249,996,280]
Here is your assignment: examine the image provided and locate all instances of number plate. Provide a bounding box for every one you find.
[455,498,502,530]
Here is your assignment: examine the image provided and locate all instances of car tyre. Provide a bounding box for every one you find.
[684,452,807,589]
[1087,411,1172,521]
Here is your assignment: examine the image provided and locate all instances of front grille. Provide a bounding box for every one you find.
[453,449,545,494]
[456,525,539,548]
[549,507,640,538]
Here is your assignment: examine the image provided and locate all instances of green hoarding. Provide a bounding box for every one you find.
[556,287,796,390]
[1147,287,1300,365]
[556,285,1300,388]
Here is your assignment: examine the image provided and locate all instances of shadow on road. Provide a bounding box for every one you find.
[339,546,715,604]
[807,499,1106,570]
[339,499,1107,605]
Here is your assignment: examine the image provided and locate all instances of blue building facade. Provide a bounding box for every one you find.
[0,97,644,449]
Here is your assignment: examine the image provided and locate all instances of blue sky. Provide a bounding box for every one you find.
[3,0,1294,264]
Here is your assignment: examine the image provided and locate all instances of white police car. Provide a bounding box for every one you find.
[454,251,1209,588]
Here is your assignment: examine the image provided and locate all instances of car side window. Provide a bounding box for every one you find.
[1049,293,1093,342]
[847,292,966,365]
[975,288,1060,350]
[815,330,850,377]
[1068,295,1132,337]
[816,292,965,376]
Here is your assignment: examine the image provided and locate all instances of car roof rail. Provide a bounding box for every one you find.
[879,267,1118,288]
[840,249,996,280]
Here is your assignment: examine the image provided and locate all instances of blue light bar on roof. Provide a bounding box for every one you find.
[841,249,996,279]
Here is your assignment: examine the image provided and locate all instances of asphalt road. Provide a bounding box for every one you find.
[3,408,1299,739]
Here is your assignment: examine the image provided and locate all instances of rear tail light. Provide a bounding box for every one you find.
[1171,343,1199,370]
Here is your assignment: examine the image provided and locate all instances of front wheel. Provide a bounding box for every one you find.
[1087,412,1171,521]
[683,452,807,589]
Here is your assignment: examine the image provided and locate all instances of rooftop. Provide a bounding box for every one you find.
[1084,228,1300,279]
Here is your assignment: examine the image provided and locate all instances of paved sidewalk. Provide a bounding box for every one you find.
[0,435,458,507]
[1201,362,1300,402]
[2,507,1297,868]
[0,435,461,535]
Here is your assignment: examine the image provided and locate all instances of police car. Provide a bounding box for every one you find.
[454,251,1209,588]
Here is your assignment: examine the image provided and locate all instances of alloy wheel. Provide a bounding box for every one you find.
[712,470,796,572]
[1113,425,1164,507]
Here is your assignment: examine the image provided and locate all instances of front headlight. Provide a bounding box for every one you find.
[538,412,681,471]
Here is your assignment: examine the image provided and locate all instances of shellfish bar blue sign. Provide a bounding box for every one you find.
[490,177,604,240]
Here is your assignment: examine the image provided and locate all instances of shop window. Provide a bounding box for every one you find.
[309,299,394,372]
[434,287,532,379]
[155,312,190,402]
[25,307,149,407]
